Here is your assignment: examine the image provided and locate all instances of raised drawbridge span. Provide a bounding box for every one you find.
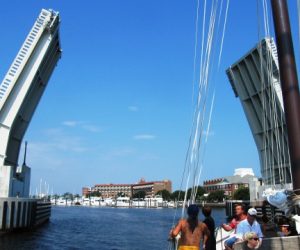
[227,38,291,190]
[0,9,61,197]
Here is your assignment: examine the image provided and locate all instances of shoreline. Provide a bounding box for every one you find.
[198,202,226,208]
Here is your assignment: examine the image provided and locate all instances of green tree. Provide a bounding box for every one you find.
[186,186,206,200]
[233,186,250,200]
[133,191,146,199]
[117,192,127,197]
[171,190,185,201]
[52,194,59,199]
[90,191,101,197]
[63,192,73,200]
[207,190,225,202]
[156,189,171,200]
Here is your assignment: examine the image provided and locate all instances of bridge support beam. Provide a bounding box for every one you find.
[0,9,61,198]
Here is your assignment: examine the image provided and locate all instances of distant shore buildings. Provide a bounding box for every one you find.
[82,169,262,201]
[82,178,172,198]
[203,168,261,200]
[132,178,172,197]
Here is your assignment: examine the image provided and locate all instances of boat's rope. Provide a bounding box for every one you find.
[169,1,229,248]
[218,0,229,68]
[170,0,230,221]
[298,0,300,54]
[168,1,204,247]
[192,0,201,113]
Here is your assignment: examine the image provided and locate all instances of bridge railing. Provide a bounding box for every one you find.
[0,9,55,108]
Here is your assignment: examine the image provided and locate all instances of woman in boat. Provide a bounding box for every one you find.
[243,232,260,249]
[202,206,216,250]
[170,204,210,250]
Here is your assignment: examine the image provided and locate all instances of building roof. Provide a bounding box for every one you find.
[94,184,132,187]
[204,174,257,186]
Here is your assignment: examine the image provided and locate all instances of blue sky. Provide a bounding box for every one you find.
[0,1,299,195]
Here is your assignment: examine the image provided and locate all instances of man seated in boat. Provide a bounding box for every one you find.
[235,208,263,248]
[222,204,247,250]
[169,204,210,250]
[275,216,298,237]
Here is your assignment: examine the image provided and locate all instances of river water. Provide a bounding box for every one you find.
[0,206,227,250]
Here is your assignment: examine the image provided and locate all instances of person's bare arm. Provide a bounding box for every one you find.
[202,223,210,248]
[170,220,183,238]
[222,223,233,231]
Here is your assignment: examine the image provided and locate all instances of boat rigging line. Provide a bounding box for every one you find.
[168,2,230,249]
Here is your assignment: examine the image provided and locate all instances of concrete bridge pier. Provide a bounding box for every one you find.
[0,8,61,232]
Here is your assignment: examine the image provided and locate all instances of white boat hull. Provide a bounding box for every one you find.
[215,227,234,250]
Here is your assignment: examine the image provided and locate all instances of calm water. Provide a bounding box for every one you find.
[0,206,227,250]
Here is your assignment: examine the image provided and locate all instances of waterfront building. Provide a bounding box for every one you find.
[203,168,260,200]
[91,183,132,198]
[82,187,90,197]
[132,178,172,197]
[83,178,172,198]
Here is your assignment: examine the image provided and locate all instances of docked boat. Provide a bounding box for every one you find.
[144,195,164,208]
[73,197,83,205]
[104,197,114,206]
[55,198,72,206]
[90,197,101,206]
[144,197,158,208]
[167,201,175,208]
[132,198,146,208]
[82,198,91,206]
[116,196,130,207]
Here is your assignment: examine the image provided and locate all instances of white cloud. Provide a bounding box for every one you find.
[107,148,136,157]
[21,141,65,170]
[128,106,139,112]
[62,121,78,127]
[62,120,101,133]
[53,136,89,152]
[82,125,102,133]
[133,134,156,140]
[31,128,89,154]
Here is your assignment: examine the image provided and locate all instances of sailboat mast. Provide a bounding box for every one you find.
[271,0,300,194]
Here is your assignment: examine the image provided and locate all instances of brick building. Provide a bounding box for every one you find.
[203,178,249,197]
[203,168,259,198]
[132,178,172,197]
[83,178,172,198]
[91,184,132,198]
[82,187,90,197]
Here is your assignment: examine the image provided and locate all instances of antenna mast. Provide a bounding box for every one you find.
[22,141,28,166]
